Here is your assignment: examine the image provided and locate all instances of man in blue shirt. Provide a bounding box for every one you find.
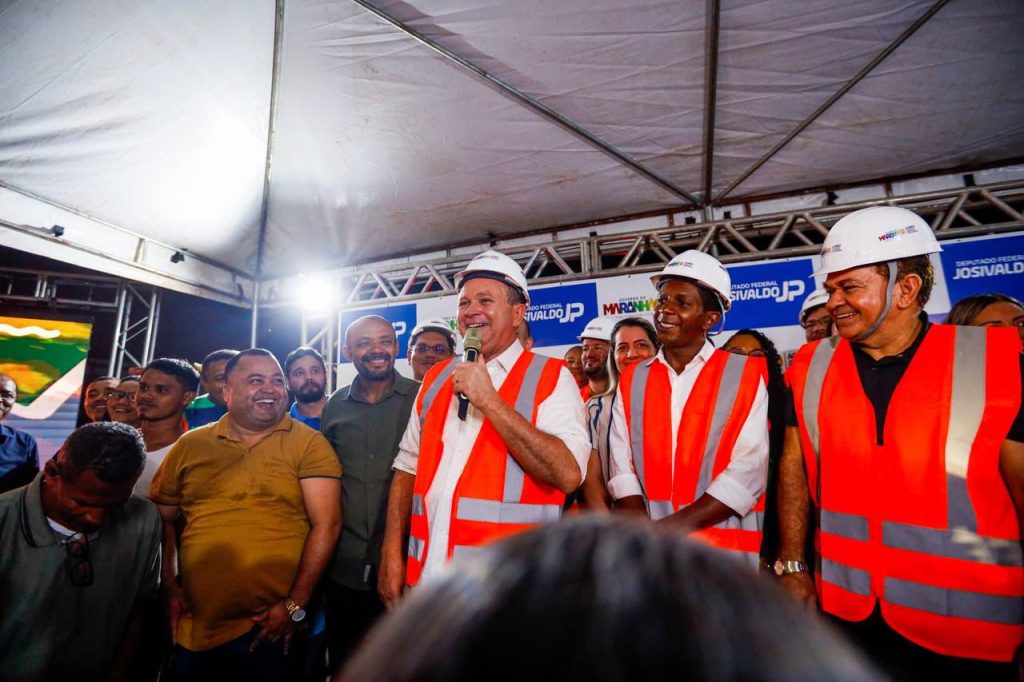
[285,347,329,430]
[0,373,39,494]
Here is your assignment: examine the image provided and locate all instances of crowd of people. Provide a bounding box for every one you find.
[1,204,1023,681]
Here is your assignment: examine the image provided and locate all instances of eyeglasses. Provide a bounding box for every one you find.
[800,318,832,330]
[723,347,767,358]
[63,532,93,587]
[412,344,449,354]
[109,391,137,401]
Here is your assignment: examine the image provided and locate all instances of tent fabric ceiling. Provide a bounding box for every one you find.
[2,0,1022,280]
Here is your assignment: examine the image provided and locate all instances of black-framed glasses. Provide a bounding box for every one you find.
[109,390,137,401]
[64,532,93,587]
[412,343,449,354]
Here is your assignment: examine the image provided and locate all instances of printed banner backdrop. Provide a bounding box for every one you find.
[938,233,1024,304]
[525,282,597,347]
[1,316,92,461]
[338,303,418,363]
[722,257,814,332]
[333,231,1023,382]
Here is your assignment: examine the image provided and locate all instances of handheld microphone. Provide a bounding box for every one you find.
[457,328,481,421]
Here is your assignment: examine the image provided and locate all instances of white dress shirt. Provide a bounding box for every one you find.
[606,341,769,516]
[393,340,590,581]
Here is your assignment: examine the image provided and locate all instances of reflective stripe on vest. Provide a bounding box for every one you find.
[802,325,1024,643]
[408,494,427,561]
[502,354,548,504]
[455,497,562,525]
[628,359,652,489]
[418,359,458,428]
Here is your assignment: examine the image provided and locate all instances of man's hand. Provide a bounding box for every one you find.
[452,354,496,410]
[778,571,818,611]
[378,549,406,610]
[250,601,296,652]
[162,582,192,645]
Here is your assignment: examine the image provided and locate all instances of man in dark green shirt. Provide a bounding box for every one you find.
[320,315,419,673]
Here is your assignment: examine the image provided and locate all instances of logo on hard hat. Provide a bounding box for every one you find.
[877,224,918,242]
[821,244,843,256]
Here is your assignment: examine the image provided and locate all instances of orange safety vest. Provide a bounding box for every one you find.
[789,324,1024,662]
[406,350,566,586]
[620,350,767,565]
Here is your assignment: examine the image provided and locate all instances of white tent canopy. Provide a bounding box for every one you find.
[2,0,1022,303]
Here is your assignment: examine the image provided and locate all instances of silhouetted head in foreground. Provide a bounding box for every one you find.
[340,516,880,682]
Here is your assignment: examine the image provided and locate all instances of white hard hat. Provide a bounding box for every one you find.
[799,289,831,321]
[577,316,615,342]
[650,249,732,311]
[813,206,941,277]
[453,250,531,304]
[410,318,459,346]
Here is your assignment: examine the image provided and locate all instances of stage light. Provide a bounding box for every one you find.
[170,251,186,264]
[294,274,337,312]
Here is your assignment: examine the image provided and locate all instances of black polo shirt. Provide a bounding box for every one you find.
[786,317,1024,445]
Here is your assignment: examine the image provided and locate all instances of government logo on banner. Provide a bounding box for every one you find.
[339,303,418,361]
[526,282,597,346]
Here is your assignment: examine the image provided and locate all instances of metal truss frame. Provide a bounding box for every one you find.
[0,268,161,376]
[273,179,1024,314]
[300,311,338,394]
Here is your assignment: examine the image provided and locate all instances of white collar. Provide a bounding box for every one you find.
[653,339,716,375]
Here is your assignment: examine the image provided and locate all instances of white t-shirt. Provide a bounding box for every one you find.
[136,443,175,498]
[393,341,591,582]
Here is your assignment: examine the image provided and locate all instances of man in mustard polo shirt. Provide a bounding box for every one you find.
[152,348,342,682]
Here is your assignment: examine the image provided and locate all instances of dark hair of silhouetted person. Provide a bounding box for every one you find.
[338,516,879,682]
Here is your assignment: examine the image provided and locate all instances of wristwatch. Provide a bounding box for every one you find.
[284,598,307,623]
[773,559,808,577]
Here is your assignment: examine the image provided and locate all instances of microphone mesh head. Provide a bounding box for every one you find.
[464,327,482,353]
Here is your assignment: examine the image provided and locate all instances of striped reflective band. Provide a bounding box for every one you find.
[628,360,653,489]
[882,523,1023,566]
[411,494,425,517]
[513,354,548,420]
[885,577,1024,625]
[821,509,869,542]
[648,499,674,520]
[502,354,549,504]
[802,335,840,489]
[408,535,425,561]
[695,353,747,497]
[419,360,458,427]
[456,497,561,525]
[452,544,484,562]
[822,557,871,596]
[943,325,986,530]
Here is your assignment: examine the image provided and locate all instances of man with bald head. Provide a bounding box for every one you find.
[320,316,420,672]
